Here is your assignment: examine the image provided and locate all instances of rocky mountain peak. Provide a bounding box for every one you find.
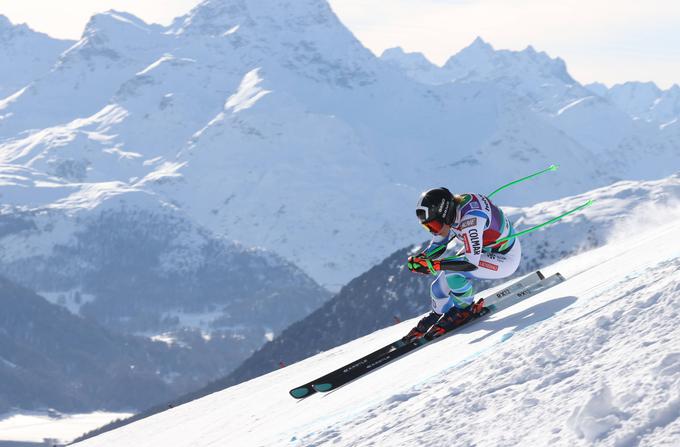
[81,10,161,42]
[446,36,494,62]
[445,37,572,83]
[0,15,74,98]
[468,35,494,51]
[380,47,437,71]
[0,14,13,29]
[171,0,337,36]
[0,14,43,42]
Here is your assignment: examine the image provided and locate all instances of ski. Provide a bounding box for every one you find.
[310,271,565,394]
[289,270,547,399]
[289,337,409,399]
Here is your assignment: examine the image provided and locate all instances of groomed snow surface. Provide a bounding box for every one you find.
[75,212,680,447]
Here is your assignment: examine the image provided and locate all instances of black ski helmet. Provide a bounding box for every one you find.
[416,187,456,231]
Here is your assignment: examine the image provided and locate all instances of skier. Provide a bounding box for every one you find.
[405,187,522,340]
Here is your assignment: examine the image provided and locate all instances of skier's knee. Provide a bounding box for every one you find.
[445,273,472,295]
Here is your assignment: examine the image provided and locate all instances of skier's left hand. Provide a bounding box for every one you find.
[407,256,440,275]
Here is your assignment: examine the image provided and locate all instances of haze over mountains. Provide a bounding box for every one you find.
[0,0,678,421]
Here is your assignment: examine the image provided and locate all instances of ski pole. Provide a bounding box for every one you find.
[440,199,595,263]
[490,199,594,246]
[488,164,559,198]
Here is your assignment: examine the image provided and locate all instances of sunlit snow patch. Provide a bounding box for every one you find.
[223,25,240,36]
[557,96,594,115]
[225,68,271,113]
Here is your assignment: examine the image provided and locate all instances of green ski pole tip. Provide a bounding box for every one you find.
[548,164,559,171]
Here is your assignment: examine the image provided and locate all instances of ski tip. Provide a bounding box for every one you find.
[548,164,559,171]
[313,383,333,392]
[290,386,313,399]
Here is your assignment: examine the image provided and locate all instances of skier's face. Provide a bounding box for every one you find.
[423,219,451,236]
[435,223,451,237]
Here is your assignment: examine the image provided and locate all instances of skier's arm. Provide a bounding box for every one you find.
[438,258,477,272]
[420,234,451,259]
[407,234,453,274]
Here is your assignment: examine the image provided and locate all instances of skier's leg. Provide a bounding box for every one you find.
[430,271,475,314]
[425,271,479,337]
[403,272,467,340]
[425,241,522,338]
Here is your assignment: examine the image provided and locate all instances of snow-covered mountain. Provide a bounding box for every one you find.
[379,38,680,150]
[586,81,680,125]
[381,37,587,113]
[1,3,679,291]
[71,186,680,446]
[0,15,74,99]
[380,47,450,85]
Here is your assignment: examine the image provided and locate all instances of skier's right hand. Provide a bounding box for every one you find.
[407,256,439,275]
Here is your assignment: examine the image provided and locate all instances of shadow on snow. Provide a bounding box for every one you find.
[471,296,578,343]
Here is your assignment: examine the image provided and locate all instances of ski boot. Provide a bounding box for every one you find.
[403,311,441,342]
[425,307,474,340]
[470,298,485,315]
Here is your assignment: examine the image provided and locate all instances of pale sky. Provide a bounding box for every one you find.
[1,0,679,88]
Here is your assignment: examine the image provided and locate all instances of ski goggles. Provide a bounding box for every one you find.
[421,219,444,234]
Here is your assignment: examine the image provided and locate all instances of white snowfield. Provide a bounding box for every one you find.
[74,207,680,447]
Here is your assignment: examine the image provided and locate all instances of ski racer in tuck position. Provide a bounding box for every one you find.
[405,187,521,340]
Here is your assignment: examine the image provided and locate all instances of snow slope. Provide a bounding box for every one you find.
[73,202,680,446]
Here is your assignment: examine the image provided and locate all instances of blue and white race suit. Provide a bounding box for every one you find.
[423,193,522,314]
